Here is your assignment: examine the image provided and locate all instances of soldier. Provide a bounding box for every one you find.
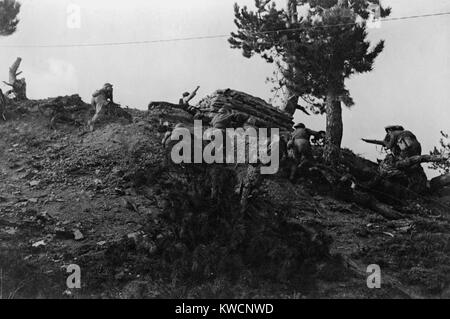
[285,123,324,181]
[89,83,114,131]
[287,123,324,165]
[369,153,428,198]
[363,125,421,159]
[179,86,200,111]
[383,125,406,157]
[364,125,425,197]
[362,125,403,153]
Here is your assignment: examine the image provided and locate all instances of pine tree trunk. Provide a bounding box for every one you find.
[281,89,298,116]
[324,89,343,165]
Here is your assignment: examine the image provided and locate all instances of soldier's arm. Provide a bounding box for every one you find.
[186,86,200,104]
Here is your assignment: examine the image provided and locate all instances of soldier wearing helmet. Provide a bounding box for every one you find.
[90,83,114,131]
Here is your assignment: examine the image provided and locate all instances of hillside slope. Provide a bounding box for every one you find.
[0,96,449,299]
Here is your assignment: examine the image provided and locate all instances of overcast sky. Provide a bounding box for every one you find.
[0,0,449,177]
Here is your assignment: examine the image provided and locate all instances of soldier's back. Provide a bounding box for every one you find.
[292,128,310,140]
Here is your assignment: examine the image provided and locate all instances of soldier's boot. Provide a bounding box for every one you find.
[89,103,107,131]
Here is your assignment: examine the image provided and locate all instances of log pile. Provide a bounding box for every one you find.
[195,89,294,132]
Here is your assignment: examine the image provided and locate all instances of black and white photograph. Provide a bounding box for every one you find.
[0,0,450,304]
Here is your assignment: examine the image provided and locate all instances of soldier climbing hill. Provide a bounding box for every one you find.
[285,123,325,181]
[90,83,114,131]
[288,123,325,166]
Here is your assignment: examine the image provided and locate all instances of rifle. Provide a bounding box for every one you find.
[362,139,386,147]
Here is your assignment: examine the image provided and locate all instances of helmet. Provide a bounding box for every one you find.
[294,123,306,129]
[385,125,404,133]
[103,83,113,89]
[218,107,231,114]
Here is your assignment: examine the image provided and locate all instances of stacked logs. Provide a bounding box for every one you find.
[195,89,294,132]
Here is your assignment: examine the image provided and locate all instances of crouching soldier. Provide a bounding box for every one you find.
[383,125,421,159]
[89,83,114,131]
[363,125,421,159]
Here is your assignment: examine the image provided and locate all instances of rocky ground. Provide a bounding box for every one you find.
[0,95,449,299]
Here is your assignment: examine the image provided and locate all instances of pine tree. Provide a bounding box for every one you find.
[0,0,21,36]
[229,0,390,164]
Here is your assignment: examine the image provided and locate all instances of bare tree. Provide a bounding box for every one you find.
[3,57,27,100]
